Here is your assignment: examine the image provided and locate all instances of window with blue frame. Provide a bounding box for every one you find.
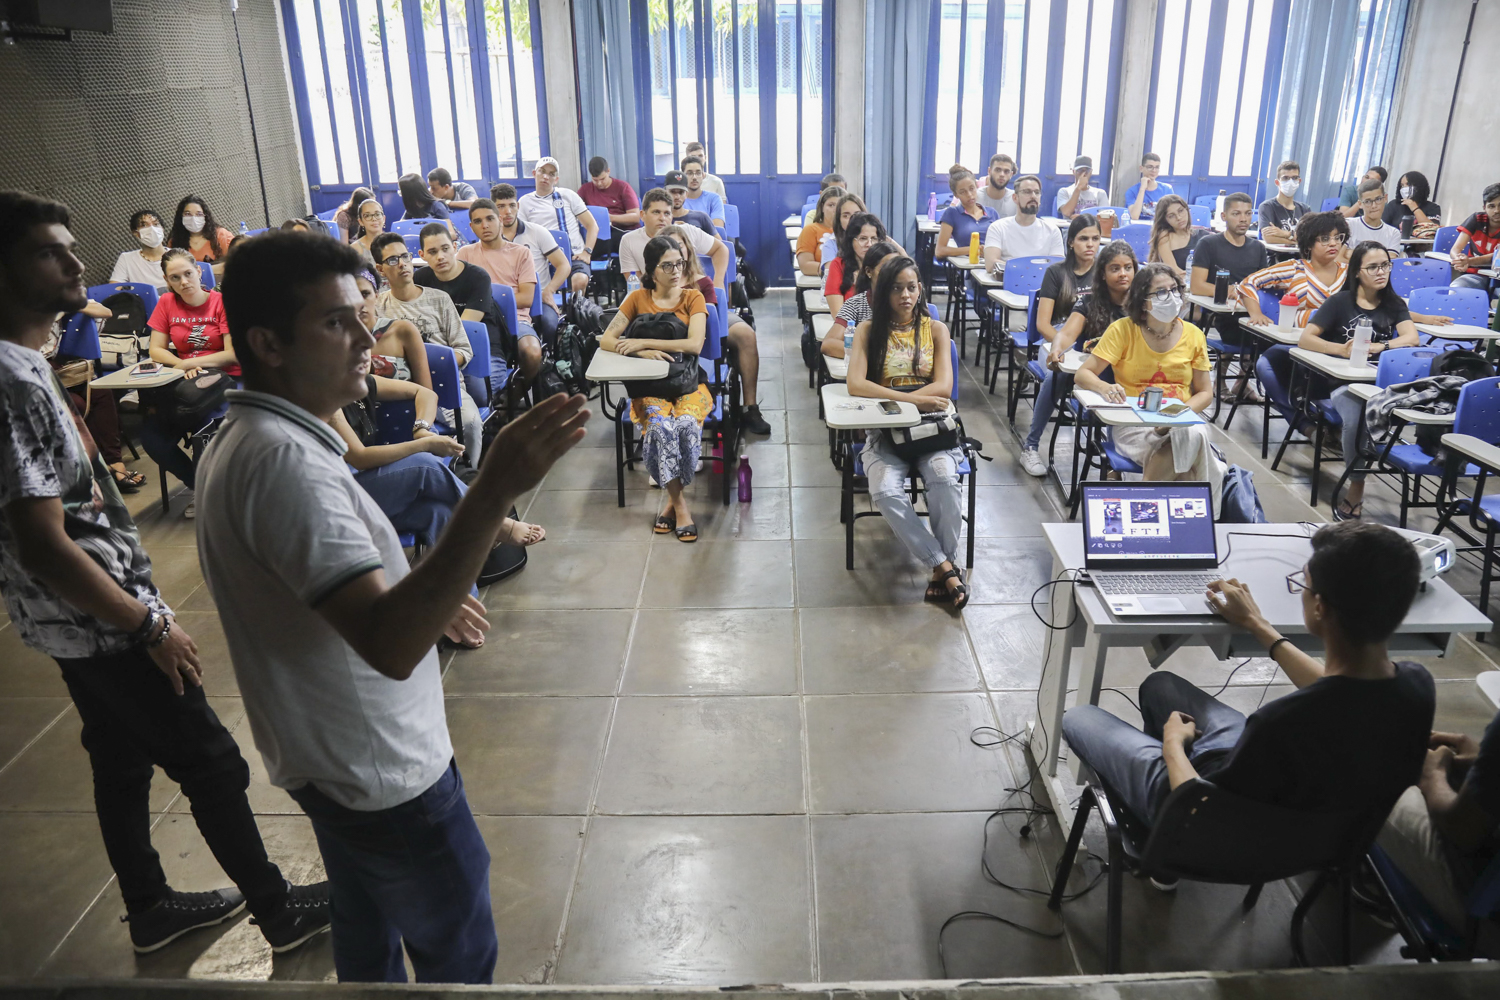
[282,0,549,194]
[927,0,1126,189]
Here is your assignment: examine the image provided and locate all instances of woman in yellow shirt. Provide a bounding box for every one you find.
[1076,264,1220,499]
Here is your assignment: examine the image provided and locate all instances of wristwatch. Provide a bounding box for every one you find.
[413,419,433,434]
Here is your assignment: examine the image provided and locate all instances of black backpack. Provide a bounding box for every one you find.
[1416,349,1497,455]
[97,291,149,369]
[739,258,766,299]
[551,324,593,397]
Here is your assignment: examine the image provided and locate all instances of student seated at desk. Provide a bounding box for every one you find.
[1450,183,1500,293]
[1347,179,1403,254]
[1257,160,1312,246]
[351,197,389,264]
[797,187,844,277]
[600,236,710,543]
[167,196,233,279]
[1147,195,1204,280]
[825,212,889,315]
[1125,152,1173,220]
[1300,241,1421,522]
[1016,217,1103,476]
[1379,706,1500,956]
[353,268,433,393]
[821,240,902,359]
[1191,192,1267,402]
[111,209,169,288]
[1385,170,1441,230]
[1074,264,1220,500]
[983,175,1063,272]
[1239,210,1349,328]
[332,187,375,244]
[1062,521,1434,875]
[935,170,998,263]
[831,193,869,258]
[845,255,969,609]
[397,172,458,240]
[1338,166,1387,218]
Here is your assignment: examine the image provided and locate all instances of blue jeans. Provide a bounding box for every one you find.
[532,302,560,345]
[287,760,497,984]
[1061,671,1247,824]
[1026,371,1070,451]
[861,433,964,569]
[353,452,477,597]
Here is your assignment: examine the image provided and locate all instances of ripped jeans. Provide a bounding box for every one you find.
[861,432,965,569]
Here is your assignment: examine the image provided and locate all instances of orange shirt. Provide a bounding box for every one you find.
[618,287,707,329]
[184,227,233,262]
[796,221,831,259]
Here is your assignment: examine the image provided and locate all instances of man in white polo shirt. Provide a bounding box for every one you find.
[516,156,598,295]
[619,187,728,286]
[982,174,1064,274]
[200,232,589,984]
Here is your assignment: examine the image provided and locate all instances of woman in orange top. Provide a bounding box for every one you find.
[796,186,843,276]
[167,195,235,278]
[600,235,710,542]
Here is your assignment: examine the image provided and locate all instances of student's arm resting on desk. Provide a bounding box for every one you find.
[935,221,962,259]
[844,320,954,409]
[6,495,201,694]
[1074,353,1127,403]
[147,329,236,373]
[334,379,462,470]
[313,393,590,680]
[1206,577,1327,688]
[1046,311,1087,365]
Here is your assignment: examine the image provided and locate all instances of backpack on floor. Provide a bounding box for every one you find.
[477,506,528,586]
[551,324,593,397]
[740,258,766,299]
[97,291,148,369]
[1220,464,1267,523]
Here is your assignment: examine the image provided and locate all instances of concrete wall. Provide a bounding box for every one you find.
[0,0,305,282]
[538,0,583,186]
[834,0,866,188]
[1108,0,1160,204]
[1383,0,1500,222]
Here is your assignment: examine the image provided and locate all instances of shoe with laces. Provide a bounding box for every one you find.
[741,405,773,435]
[250,880,332,953]
[1020,448,1047,477]
[124,887,245,953]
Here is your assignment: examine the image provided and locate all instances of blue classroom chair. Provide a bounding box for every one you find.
[1409,287,1490,340]
[1390,257,1451,298]
[1320,197,1341,212]
[1433,226,1461,255]
[198,261,215,290]
[1189,205,1213,228]
[422,342,468,450]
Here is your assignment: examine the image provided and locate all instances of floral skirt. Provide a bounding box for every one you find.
[630,385,714,487]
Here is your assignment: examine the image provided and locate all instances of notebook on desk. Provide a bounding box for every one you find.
[1081,482,1222,616]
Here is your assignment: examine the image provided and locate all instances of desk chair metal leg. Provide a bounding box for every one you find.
[1289,869,1353,966]
[965,463,976,569]
[844,449,856,571]
[614,410,627,508]
[1242,882,1264,912]
[1048,786,1095,912]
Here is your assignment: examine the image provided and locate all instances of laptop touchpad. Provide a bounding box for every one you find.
[1140,597,1187,613]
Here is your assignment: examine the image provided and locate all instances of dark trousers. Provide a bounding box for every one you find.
[1061,670,1247,824]
[53,647,287,916]
[287,760,496,984]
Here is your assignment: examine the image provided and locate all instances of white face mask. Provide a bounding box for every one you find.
[1277,178,1300,197]
[1399,185,1413,200]
[182,214,206,234]
[137,225,164,248]
[1149,292,1183,322]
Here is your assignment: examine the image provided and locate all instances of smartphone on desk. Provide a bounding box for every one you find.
[879,400,903,415]
[134,362,161,374]
[1158,400,1190,416]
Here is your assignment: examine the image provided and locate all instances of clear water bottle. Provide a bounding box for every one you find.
[1186,250,1195,275]
[626,271,641,297]
[238,221,249,236]
[843,323,853,356]
[927,192,937,222]
[1350,317,1374,369]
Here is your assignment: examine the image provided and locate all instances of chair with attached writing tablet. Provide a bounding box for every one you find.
[1320,197,1341,212]
[1409,287,1490,347]
[422,343,467,452]
[1432,380,1500,617]
[991,255,1058,397]
[1189,205,1213,229]
[1390,257,1451,298]
[1432,226,1461,256]
[460,320,495,423]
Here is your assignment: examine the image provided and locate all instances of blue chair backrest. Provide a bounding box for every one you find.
[1319,197,1341,212]
[1256,288,1283,319]
[1454,377,1500,443]
[1433,225,1460,255]
[461,320,492,405]
[949,340,960,402]
[198,261,215,290]
[391,218,440,236]
[550,227,572,259]
[1194,195,1218,208]
[1375,347,1442,388]
[700,299,723,362]
[585,206,611,242]
[451,214,476,245]
[724,204,741,240]
[401,233,423,254]
[317,207,341,222]
[1389,257,1450,298]
[490,283,520,343]
[927,303,940,321]
[374,399,417,445]
[1189,205,1213,228]
[724,247,738,285]
[1114,223,1151,257]
[1002,256,1060,297]
[698,253,714,280]
[1408,286,1489,327]
[88,281,160,320]
[820,232,836,263]
[423,343,464,413]
[58,312,100,360]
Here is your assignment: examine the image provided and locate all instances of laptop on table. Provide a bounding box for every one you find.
[1080,482,1222,617]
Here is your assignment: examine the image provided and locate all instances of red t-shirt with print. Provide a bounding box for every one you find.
[148,290,240,376]
[1458,213,1500,274]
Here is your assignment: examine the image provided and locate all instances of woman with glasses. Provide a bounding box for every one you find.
[1075,263,1221,503]
[1300,241,1421,521]
[825,211,890,315]
[1239,211,1350,327]
[600,235,710,542]
[352,197,390,263]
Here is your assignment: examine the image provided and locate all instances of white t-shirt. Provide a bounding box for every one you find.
[1348,215,1403,254]
[1055,184,1108,214]
[518,187,589,255]
[109,249,168,289]
[984,216,1065,261]
[977,184,1017,219]
[702,173,728,202]
[196,390,451,811]
[619,225,720,278]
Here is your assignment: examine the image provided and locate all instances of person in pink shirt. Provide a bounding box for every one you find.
[456,199,545,381]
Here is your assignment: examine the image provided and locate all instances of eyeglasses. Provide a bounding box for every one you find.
[1285,568,1308,594]
[380,252,413,266]
[1361,261,1394,274]
[656,260,684,273]
[1314,234,1347,246]
[1148,287,1181,302]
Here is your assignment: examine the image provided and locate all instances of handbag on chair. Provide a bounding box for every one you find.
[886,409,963,462]
[622,312,704,400]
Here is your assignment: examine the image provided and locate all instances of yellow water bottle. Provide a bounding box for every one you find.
[968,232,980,264]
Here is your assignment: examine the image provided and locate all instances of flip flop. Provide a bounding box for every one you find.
[654,512,676,534]
[1333,499,1363,521]
[675,523,698,543]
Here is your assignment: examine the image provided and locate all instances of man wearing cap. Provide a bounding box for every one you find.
[1056,155,1109,219]
[663,171,718,238]
[516,157,598,295]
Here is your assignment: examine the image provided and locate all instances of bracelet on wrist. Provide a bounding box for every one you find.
[1267,635,1291,660]
[129,608,160,645]
[146,616,173,649]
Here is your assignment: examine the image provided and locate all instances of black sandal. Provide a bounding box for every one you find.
[938,568,970,610]
[113,469,146,493]
[654,511,676,534]
[675,523,698,543]
[1333,499,1363,521]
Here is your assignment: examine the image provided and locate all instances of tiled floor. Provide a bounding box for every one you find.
[1,288,1497,983]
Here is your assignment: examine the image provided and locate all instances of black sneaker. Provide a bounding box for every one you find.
[742,405,772,435]
[250,880,332,953]
[123,887,246,953]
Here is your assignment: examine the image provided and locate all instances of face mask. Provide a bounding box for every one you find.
[1277,179,1300,197]
[1400,186,1413,200]
[1149,292,1183,322]
[137,225,164,248]
[182,214,205,234]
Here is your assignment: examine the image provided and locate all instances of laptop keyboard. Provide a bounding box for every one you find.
[1093,572,1220,596]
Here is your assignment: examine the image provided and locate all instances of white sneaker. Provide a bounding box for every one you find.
[1020,448,1047,477]
[183,501,195,519]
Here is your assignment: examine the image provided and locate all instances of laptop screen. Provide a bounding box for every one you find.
[1081,482,1219,568]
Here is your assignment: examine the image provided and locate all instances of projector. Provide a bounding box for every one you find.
[1389,527,1457,584]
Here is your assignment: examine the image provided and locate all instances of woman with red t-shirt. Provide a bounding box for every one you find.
[140,249,238,513]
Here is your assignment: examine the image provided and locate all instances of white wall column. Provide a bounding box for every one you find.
[538,0,582,184]
[1108,0,1158,203]
[834,0,866,187]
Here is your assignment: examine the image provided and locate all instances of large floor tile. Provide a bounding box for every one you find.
[965,604,1049,690]
[484,542,650,610]
[522,489,662,542]
[663,487,792,541]
[0,625,69,698]
[805,693,1012,813]
[555,815,813,984]
[623,609,797,694]
[172,611,239,697]
[140,545,207,607]
[640,540,794,609]
[788,443,842,487]
[963,537,1056,604]
[443,610,632,695]
[813,811,1076,980]
[594,696,803,815]
[0,812,119,976]
[446,696,612,815]
[792,537,949,608]
[0,697,70,770]
[479,816,586,984]
[790,486,873,540]
[973,485,1062,536]
[799,606,981,693]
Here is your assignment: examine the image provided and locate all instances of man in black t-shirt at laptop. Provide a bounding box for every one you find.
[1063,522,1435,887]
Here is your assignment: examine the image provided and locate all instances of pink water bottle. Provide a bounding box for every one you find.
[737,457,752,502]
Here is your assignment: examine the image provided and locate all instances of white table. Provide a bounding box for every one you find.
[915,216,940,234]
[819,383,922,430]
[803,289,830,314]
[812,312,834,341]
[1238,319,1303,345]
[585,351,669,382]
[794,271,822,290]
[1028,521,1492,825]
[970,267,1003,287]
[1343,381,1454,427]
[91,363,184,390]
[1186,292,1245,315]
[823,355,849,381]
[1266,243,1302,256]
[1416,322,1500,342]
[1479,269,1497,279]
[784,225,801,240]
[1288,346,1378,382]
[782,214,801,227]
